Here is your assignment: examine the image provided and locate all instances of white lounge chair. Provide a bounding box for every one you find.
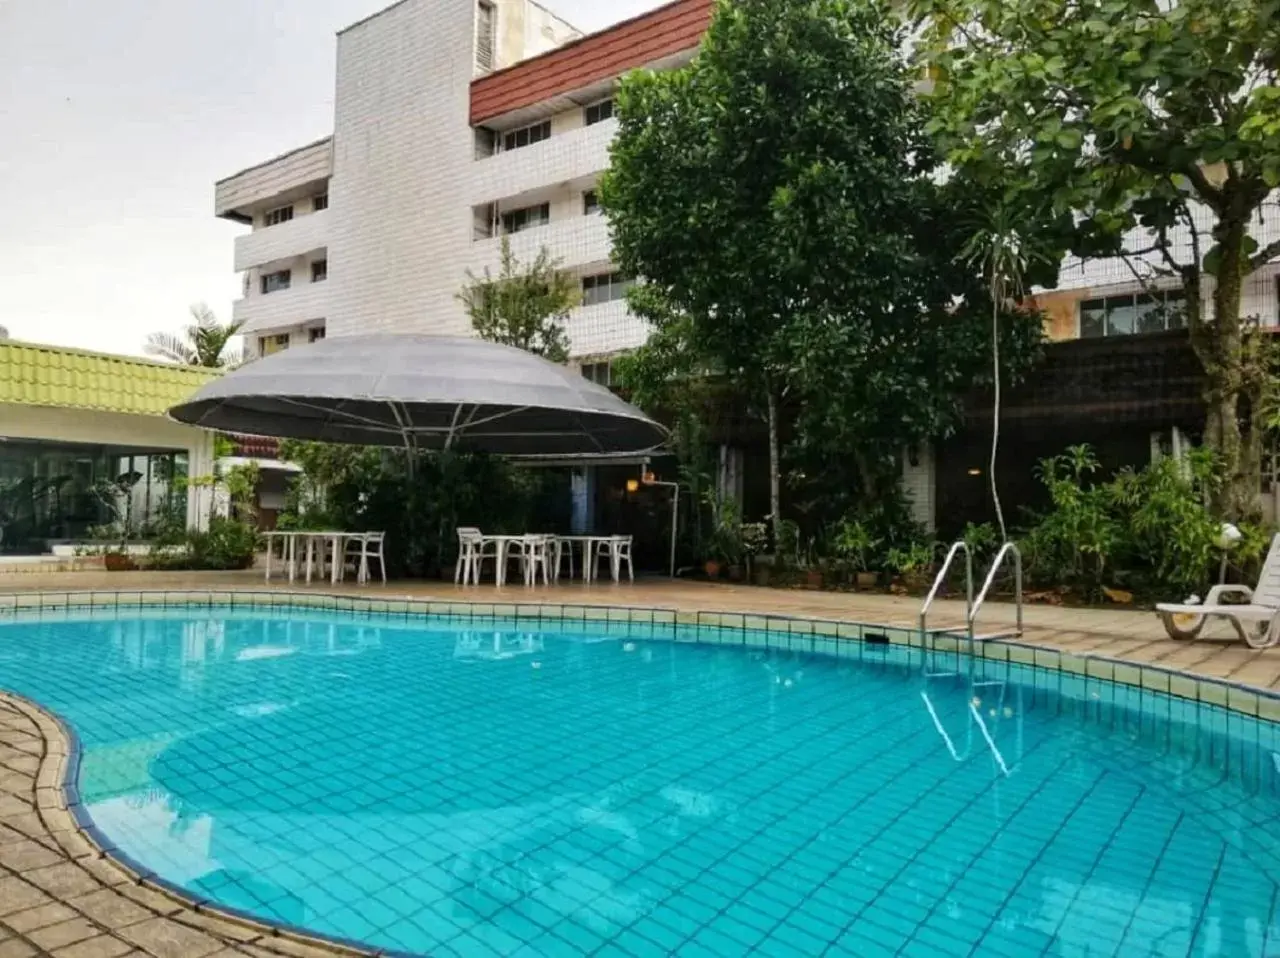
[1156,533,1280,648]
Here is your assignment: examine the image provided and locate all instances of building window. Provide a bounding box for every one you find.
[501,203,550,235]
[581,361,612,385]
[311,259,328,283]
[582,271,632,307]
[476,0,495,73]
[258,334,291,356]
[260,270,292,294]
[583,190,600,215]
[263,205,294,227]
[1079,289,1187,338]
[308,326,326,343]
[313,193,329,212]
[584,99,614,126]
[502,120,551,152]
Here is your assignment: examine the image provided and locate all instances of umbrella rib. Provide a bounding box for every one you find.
[275,398,401,432]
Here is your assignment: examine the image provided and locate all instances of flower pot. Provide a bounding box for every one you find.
[806,569,825,590]
[104,553,137,572]
[704,560,722,579]
[755,566,772,587]
[727,564,743,581]
[855,571,878,590]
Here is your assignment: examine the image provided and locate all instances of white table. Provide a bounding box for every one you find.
[263,530,375,585]
[557,535,629,583]
[473,534,536,587]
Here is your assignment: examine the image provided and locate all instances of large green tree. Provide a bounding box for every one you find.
[912,0,1280,519]
[604,0,1044,535]
[145,303,243,368]
[458,237,577,363]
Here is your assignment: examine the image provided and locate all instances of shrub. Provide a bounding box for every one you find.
[1020,444,1270,599]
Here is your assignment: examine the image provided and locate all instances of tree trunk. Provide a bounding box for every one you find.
[766,386,781,543]
[1199,213,1258,520]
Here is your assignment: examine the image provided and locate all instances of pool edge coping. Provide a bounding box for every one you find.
[2,689,394,958]
[0,587,1275,722]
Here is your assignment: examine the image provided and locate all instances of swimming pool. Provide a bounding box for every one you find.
[0,603,1276,957]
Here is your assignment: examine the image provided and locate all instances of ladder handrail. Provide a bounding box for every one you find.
[969,541,1023,637]
[919,540,974,637]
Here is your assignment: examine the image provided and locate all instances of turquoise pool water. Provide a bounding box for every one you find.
[0,606,1277,957]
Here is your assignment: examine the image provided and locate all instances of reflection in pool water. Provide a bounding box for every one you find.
[0,607,1277,956]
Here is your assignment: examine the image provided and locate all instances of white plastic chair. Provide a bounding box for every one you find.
[612,535,634,582]
[517,535,553,587]
[1157,533,1280,648]
[456,527,497,585]
[592,535,634,582]
[346,532,386,585]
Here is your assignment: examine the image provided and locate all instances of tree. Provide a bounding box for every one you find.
[604,0,1044,538]
[961,205,1042,543]
[458,237,577,363]
[912,0,1280,519]
[145,303,243,368]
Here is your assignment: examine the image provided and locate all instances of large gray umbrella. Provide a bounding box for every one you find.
[168,334,667,458]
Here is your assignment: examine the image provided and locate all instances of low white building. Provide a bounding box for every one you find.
[0,339,217,556]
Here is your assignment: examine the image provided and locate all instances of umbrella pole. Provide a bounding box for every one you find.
[389,401,415,479]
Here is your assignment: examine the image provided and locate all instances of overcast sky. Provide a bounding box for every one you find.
[0,0,662,356]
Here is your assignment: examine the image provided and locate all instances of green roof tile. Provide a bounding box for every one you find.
[0,341,219,417]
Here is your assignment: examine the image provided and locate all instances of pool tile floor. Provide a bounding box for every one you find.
[0,573,1278,957]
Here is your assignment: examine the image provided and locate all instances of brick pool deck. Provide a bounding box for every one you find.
[1,569,1278,956]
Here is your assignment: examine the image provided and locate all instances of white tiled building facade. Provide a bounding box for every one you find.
[215,0,702,368]
[216,0,1280,531]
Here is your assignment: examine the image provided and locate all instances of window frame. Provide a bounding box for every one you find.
[1077,288,1187,339]
[312,193,329,212]
[258,333,292,356]
[583,190,600,215]
[500,202,551,236]
[260,269,292,295]
[308,326,326,343]
[501,120,551,153]
[581,271,632,307]
[263,205,294,227]
[584,98,615,126]
[476,0,496,73]
[311,259,328,283]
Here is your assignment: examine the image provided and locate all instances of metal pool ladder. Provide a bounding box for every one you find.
[918,540,1025,777]
[919,539,1024,647]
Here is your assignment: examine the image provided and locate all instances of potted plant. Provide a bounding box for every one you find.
[834,518,881,590]
[887,542,937,592]
[103,548,138,572]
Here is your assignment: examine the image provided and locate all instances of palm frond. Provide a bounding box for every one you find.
[144,333,196,365]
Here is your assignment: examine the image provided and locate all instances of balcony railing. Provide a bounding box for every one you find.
[234,209,330,272]
[232,281,329,336]
[470,119,617,207]
[471,213,612,274]
[563,299,651,359]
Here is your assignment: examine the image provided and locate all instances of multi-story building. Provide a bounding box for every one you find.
[216,0,1280,532]
[215,0,709,369]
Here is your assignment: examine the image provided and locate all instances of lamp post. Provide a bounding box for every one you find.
[630,466,679,579]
